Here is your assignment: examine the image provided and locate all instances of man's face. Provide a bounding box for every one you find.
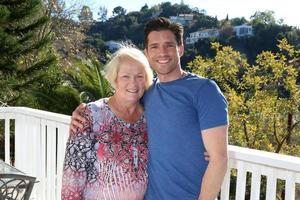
[144,30,184,78]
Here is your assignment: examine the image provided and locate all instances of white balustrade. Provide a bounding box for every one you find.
[1,107,300,200]
[222,145,300,200]
[0,107,70,200]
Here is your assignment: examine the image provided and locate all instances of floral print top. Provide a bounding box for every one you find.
[62,98,148,200]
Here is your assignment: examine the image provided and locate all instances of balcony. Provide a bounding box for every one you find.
[0,107,300,200]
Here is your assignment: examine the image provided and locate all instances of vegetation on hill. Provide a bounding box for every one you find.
[189,39,300,156]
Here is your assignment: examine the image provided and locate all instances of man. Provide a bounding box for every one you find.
[70,17,228,200]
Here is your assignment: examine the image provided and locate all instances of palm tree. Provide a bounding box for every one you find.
[65,58,113,103]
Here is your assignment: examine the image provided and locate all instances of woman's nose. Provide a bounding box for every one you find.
[129,77,138,85]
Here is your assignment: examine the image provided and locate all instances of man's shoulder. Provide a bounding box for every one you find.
[182,73,216,90]
[185,73,208,82]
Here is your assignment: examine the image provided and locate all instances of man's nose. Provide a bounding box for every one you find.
[158,46,168,55]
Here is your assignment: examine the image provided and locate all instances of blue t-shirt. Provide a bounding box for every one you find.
[143,73,228,200]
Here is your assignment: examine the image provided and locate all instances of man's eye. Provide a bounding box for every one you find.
[167,44,175,48]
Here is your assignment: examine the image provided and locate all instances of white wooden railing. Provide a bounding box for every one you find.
[222,146,300,200]
[0,107,70,200]
[0,107,300,200]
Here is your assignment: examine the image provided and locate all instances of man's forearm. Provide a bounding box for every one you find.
[198,156,228,200]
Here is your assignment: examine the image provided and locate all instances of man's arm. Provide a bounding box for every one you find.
[198,125,228,200]
[69,103,87,134]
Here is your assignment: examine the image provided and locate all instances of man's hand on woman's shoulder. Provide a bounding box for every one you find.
[69,103,87,134]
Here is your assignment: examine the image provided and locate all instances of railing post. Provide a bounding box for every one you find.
[4,115,10,164]
[220,161,231,200]
[235,161,247,200]
[285,172,296,200]
[249,165,261,200]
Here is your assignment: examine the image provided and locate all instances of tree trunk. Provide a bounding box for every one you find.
[286,113,293,144]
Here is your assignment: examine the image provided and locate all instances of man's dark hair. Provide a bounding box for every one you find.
[144,17,184,48]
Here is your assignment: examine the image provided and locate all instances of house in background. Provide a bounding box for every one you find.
[186,24,253,45]
[105,40,122,51]
[234,24,253,38]
[186,28,220,45]
[169,14,194,25]
[151,11,162,19]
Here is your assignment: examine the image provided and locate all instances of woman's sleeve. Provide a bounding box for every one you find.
[61,107,95,200]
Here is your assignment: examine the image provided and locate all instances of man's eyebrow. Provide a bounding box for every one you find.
[165,41,176,45]
[148,43,158,46]
[148,41,176,46]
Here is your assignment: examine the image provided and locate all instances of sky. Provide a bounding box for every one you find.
[71,0,300,27]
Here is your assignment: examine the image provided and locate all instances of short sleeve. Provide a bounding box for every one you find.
[194,80,228,131]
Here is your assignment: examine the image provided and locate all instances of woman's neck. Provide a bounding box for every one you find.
[108,95,143,123]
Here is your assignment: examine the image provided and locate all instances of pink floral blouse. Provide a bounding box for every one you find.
[61,98,148,200]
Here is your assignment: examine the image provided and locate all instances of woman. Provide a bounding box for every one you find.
[61,45,153,200]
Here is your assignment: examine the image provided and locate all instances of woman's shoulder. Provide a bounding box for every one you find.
[86,98,109,114]
[85,98,112,128]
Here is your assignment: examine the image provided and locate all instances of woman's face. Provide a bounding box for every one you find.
[114,58,146,103]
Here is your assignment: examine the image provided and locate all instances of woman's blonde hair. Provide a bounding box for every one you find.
[104,44,153,90]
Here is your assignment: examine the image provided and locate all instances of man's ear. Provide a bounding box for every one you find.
[144,48,148,57]
[178,45,184,57]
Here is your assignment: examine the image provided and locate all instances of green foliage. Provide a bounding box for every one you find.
[98,6,108,22]
[87,1,219,67]
[64,58,113,104]
[0,0,60,106]
[112,6,126,17]
[250,10,277,26]
[230,17,247,26]
[27,57,113,115]
[78,5,93,22]
[28,85,80,115]
[188,39,300,156]
[87,4,300,68]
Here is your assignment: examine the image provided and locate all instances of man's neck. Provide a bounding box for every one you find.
[158,69,187,83]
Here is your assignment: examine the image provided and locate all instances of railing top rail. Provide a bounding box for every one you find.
[228,145,300,172]
[0,107,70,124]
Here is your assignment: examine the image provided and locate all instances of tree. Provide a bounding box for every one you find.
[219,24,234,41]
[0,0,60,105]
[188,40,300,156]
[140,4,148,12]
[112,6,126,17]
[98,6,107,22]
[64,58,113,103]
[78,5,93,23]
[230,17,248,26]
[42,0,80,36]
[250,10,277,26]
